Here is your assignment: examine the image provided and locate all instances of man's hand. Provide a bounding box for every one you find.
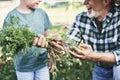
[69,44,94,60]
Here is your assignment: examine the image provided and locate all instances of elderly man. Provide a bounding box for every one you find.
[68,0,120,80]
[38,0,119,79]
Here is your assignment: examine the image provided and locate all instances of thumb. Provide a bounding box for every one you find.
[80,44,92,49]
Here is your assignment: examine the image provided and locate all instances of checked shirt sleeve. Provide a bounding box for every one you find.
[113,20,120,65]
[113,50,120,65]
[112,17,120,65]
[113,38,120,65]
[67,14,82,44]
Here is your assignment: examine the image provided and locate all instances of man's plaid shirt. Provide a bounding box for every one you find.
[68,6,120,65]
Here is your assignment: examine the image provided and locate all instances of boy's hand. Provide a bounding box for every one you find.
[33,34,48,48]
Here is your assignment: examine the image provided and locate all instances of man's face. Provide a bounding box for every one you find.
[83,0,105,18]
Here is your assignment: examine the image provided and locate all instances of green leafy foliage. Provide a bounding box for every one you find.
[0,16,36,54]
[0,27,35,54]
[0,56,16,80]
[0,16,35,80]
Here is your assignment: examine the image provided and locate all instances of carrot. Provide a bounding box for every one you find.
[49,41,65,51]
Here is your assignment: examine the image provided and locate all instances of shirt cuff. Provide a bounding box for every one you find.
[113,51,120,65]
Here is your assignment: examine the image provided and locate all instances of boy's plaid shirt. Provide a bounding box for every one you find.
[68,6,120,65]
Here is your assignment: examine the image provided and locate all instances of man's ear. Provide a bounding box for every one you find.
[115,0,120,4]
[103,0,111,6]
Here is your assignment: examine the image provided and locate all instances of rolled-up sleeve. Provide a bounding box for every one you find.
[113,50,120,65]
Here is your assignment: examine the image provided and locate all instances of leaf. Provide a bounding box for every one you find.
[0,16,36,55]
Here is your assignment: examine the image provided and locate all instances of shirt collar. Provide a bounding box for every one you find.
[102,7,115,23]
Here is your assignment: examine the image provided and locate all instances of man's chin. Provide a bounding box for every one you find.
[87,10,99,18]
[87,12,95,18]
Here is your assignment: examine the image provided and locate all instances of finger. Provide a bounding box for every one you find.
[73,47,85,55]
[45,41,48,48]
[80,44,91,49]
[37,34,43,38]
[37,34,44,46]
[33,37,38,46]
[79,46,85,50]
[69,50,82,59]
[37,36,43,46]
[71,46,82,53]
[41,37,46,47]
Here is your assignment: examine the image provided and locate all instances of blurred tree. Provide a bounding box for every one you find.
[67,0,83,9]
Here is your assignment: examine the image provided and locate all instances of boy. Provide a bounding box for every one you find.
[3,0,55,80]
